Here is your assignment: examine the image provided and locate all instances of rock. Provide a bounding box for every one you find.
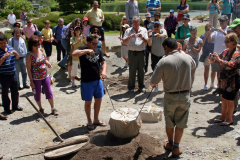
[223,149,228,153]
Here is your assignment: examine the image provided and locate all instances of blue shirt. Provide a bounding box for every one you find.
[0,45,16,74]
[209,3,218,13]
[97,40,102,51]
[177,4,189,13]
[8,37,27,57]
[52,25,66,41]
[222,0,233,14]
[146,0,161,16]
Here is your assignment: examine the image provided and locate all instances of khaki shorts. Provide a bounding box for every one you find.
[203,57,210,66]
[163,92,191,129]
[211,62,221,72]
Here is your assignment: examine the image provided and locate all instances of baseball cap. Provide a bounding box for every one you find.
[230,18,240,28]
[13,22,21,28]
[83,17,88,22]
[34,30,43,36]
[74,26,81,30]
[181,13,190,20]
[218,15,228,21]
[122,24,130,28]
[145,12,151,18]
[170,9,174,13]
[153,21,161,26]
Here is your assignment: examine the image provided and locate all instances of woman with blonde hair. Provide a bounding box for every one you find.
[210,32,240,126]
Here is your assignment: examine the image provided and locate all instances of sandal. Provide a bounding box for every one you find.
[87,123,95,130]
[220,121,233,126]
[0,114,7,120]
[214,119,224,123]
[93,121,107,127]
[104,53,110,57]
[0,154,3,159]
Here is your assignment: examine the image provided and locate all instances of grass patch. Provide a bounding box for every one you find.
[105,30,120,36]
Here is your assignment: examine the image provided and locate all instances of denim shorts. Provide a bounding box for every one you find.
[81,79,104,101]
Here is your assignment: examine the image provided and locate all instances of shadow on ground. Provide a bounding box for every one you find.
[10,113,50,125]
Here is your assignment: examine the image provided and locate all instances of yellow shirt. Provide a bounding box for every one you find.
[41,28,52,41]
[70,36,85,61]
[85,8,104,27]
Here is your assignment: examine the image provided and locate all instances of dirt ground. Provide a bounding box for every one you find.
[0,43,240,160]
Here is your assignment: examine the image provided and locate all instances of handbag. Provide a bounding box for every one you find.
[176,14,183,22]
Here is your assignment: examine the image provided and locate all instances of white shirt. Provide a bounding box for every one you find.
[7,14,16,24]
[123,26,148,51]
[211,26,228,54]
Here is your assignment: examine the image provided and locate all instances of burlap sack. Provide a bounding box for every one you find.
[109,108,142,138]
[139,105,163,123]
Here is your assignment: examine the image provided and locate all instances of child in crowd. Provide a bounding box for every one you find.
[82,17,90,37]
[70,26,86,87]
[144,12,152,73]
[119,16,128,40]
[120,24,130,69]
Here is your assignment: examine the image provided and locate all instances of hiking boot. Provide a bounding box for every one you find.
[51,108,58,116]
[172,147,182,156]
[164,141,173,151]
[39,109,44,114]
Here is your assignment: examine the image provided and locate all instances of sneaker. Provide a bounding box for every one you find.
[124,62,127,68]
[210,83,217,89]
[172,147,182,156]
[212,88,220,95]
[138,88,146,93]
[154,86,158,92]
[129,89,134,93]
[51,108,58,116]
[72,81,76,87]
[204,84,208,91]
[50,76,55,85]
[126,64,129,70]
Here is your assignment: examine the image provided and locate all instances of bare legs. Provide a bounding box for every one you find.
[204,65,209,85]
[85,98,102,125]
[219,95,234,123]
[166,127,184,144]
[36,98,54,110]
[191,69,196,87]
[68,65,72,81]
[101,41,109,57]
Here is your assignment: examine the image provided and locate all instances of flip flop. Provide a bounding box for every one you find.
[93,121,107,127]
[104,53,110,57]
[214,119,224,123]
[87,123,95,130]
[220,121,233,126]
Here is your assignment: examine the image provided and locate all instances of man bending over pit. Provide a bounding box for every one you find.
[72,34,107,130]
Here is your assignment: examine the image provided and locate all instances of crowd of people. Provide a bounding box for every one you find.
[1,0,240,159]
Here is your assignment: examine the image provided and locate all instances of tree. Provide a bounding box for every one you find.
[39,0,57,8]
[2,0,33,18]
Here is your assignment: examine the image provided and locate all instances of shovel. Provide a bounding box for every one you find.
[25,96,89,159]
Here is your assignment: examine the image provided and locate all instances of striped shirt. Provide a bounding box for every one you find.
[146,0,161,16]
[233,0,240,13]
[0,45,16,74]
[123,26,148,51]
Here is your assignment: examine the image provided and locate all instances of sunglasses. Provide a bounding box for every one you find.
[27,22,32,23]
[91,42,98,45]
[182,18,188,20]
[154,26,160,28]
[219,20,225,22]
[224,40,231,43]
[75,29,80,31]
[205,29,210,31]
[93,32,99,34]
[33,44,40,47]
[94,5,98,6]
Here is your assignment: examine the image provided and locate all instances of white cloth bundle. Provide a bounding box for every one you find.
[109,108,142,138]
[139,105,163,123]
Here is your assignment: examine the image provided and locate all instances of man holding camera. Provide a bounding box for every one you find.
[123,16,148,93]
[0,33,22,114]
[207,15,229,94]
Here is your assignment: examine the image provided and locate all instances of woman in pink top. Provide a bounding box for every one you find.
[26,35,58,116]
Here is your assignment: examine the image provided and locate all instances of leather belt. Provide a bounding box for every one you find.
[165,90,189,94]
[19,57,24,59]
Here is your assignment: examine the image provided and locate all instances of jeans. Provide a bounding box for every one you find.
[0,72,19,112]
[15,58,27,87]
[58,39,68,67]
[21,20,26,27]
[56,40,66,61]
[43,41,52,57]
[232,12,240,22]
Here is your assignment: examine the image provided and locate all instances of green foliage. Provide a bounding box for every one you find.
[39,0,57,7]
[2,0,33,19]
[32,13,128,31]
[40,6,51,13]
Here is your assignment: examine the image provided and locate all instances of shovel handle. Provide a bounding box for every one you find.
[25,96,64,142]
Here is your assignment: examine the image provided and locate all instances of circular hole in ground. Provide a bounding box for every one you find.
[90,131,134,147]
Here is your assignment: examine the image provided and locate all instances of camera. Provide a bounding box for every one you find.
[135,34,139,38]
[210,54,215,58]
[9,51,14,55]
[213,28,218,31]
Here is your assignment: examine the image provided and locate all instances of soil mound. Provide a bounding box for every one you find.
[71,131,164,160]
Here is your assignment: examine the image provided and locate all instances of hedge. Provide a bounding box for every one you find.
[32,13,143,31]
